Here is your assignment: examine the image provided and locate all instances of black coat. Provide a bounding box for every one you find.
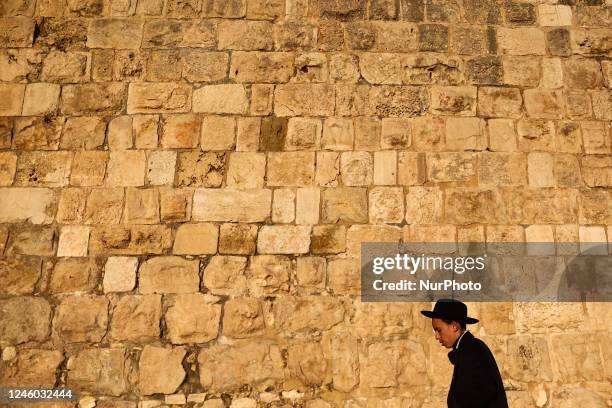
[447,331,508,408]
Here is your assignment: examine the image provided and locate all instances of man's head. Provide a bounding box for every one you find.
[432,318,466,348]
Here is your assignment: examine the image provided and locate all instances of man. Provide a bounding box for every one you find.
[421,299,508,408]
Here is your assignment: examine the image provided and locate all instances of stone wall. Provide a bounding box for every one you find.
[0,0,611,407]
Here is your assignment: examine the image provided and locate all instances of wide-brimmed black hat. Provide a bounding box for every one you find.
[420,299,479,324]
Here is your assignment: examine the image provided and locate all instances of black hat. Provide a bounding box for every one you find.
[420,299,479,324]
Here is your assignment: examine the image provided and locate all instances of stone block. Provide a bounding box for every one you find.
[182,50,228,82]
[275,20,316,50]
[200,116,235,151]
[247,0,284,19]
[219,224,257,255]
[49,259,100,295]
[258,225,311,254]
[524,90,565,119]
[89,225,173,255]
[138,346,186,395]
[106,151,146,187]
[225,152,265,188]
[134,115,159,148]
[322,117,355,150]
[41,51,89,83]
[296,187,320,224]
[478,152,526,186]
[124,188,159,224]
[0,84,24,116]
[344,21,376,50]
[285,118,321,150]
[67,348,126,396]
[193,188,271,222]
[581,121,609,154]
[246,255,291,296]
[292,52,328,83]
[15,151,72,187]
[56,187,86,224]
[222,297,264,338]
[146,150,176,186]
[321,187,368,223]
[176,151,225,187]
[103,256,138,293]
[159,187,192,222]
[369,187,404,223]
[430,86,476,116]
[381,118,411,149]
[193,84,248,114]
[488,119,517,152]
[315,151,341,187]
[84,188,124,224]
[139,257,199,294]
[287,342,327,385]
[541,58,564,89]
[87,18,142,49]
[462,0,500,24]
[397,151,425,185]
[329,53,360,83]
[57,226,89,257]
[445,117,485,150]
[466,56,503,85]
[0,348,63,388]
[506,336,553,382]
[198,342,283,392]
[159,114,200,149]
[497,27,545,55]
[502,56,541,87]
[0,257,40,295]
[504,2,536,26]
[107,117,133,150]
[359,53,401,85]
[547,28,571,56]
[145,49,181,82]
[477,87,522,118]
[53,295,108,343]
[0,297,51,344]
[551,334,604,381]
[426,152,475,183]
[528,152,555,187]
[341,151,373,186]
[203,255,248,296]
[60,117,107,150]
[70,152,108,187]
[13,116,64,151]
[329,333,359,391]
[267,152,315,186]
[230,52,292,84]
[21,83,60,116]
[563,57,603,89]
[127,82,192,114]
[326,257,360,294]
[173,223,218,255]
[166,294,221,344]
[109,294,161,341]
[0,188,55,225]
[517,119,554,151]
[444,188,504,224]
[368,85,429,117]
[0,17,34,47]
[0,152,16,186]
[217,20,272,50]
[274,295,345,332]
[296,256,326,290]
[555,122,582,153]
[165,0,201,16]
[61,83,125,115]
[274,84,335,116]
[450,26,484,55]
[0,48,42,82]
[418,24,448,52]
[538,5,572,26]
[203,0,246,17]
[571,28,610,56]
[272,188,295,223]
[581,156,612,187]
[373,151,396,185]
[504,188,578,224]
[335,83,369,115]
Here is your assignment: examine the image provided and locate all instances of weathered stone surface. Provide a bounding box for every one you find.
[0,17,34,47]
[274,84,335,116]
[258,225,311,254]
[109,294,161,341]
[139,256,199,294]
[274,295,345,333]
[60,117,107,150]
[246,255,291,296]
[368,85,429,117]
[166,294,221,344]
[524,90,564,119]
[581,156,612,187]
[0,349,63,387]
[61,83,125,115]
[222,297,264,338]
[5,226,55,256]
[203,255,248,296]
[68,348,126,396]
[0,257,41,295]
[219,224,257,255]
[426,152,476,183]
[87,18,143,49]
[193,84,248,114]
[321,187,368,223]
[201,116,236,150]
[341,151,373,186]
[89,225,173,255]
[193,188,271,222]
[183,50,228,82]
[103,257,137,293]
[551,334,604,381]
[106,151,146,187]
[139,345,186,395]
[49,258,101,294]
[497,27,545,55]
[0,297,51,344]
[506,336,553,382]
[176,151,225,187]
[173,223,218,255]
[42,51,89,83]
[267,152,315,186]
[563,57,603,89]
[127,83,192,113]
[369,187,404,223]
[0,49,43,82]
[444,188,504,224]
[478,153,526,186]
[35,17,88,50]
[198,342,283,391]
[0,83,24,116]
[477,87,522,118]
[57,225,90,257]
[466,56,503,85]
[15,151,72,187]
[0,151,16,185]
[53,295,108,343]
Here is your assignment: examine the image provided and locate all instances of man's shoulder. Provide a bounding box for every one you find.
[460,332,494,357]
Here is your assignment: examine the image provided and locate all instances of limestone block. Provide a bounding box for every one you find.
[335,83,369,115]
[554,154,581,187]
[160,187,192,222]
[198,342,283,392]
[203,255,248,296]
[488,119,517,152]
[344,22,376,51]
[53,295,108,343]
[581,121,609,154]
[0,349,63,387]
[316,152,340,187]
[60,117,107,150]
[571,29,610,56]
[166,0,201,17]
[506,336,553,382]
[103,256,138,293]
[0,188,55,225]
[247,0,284,19]
[552,387,609,408]
[141,19,183,47]
[418,24,448,52]
[426,152,476,183]
[285,118,321,151]
[359,53,401,84]
[5,226,55,256]
[547,28,571,56]
[451,26,484,55]
[551,334,604,381]
[381,118,411,149]
[139,257,199,294]
[166,294,221,344]
[176,151,226,187]
[353,301,415,338]
[368,85,429,117]
[581,156,612,187]
[538,5,572,26]
[134,115,159,148]
[296,256,326,289]
[146,150,176,186]
[109,294,161,341]
[369,187,404,223]
[322,117,355,150]
[329,53,360,83]
[71,151,108,186]
[57,226,90,257]
[181,50,227,82]
[444,188,504,224]
[517,119,554,151]
[15,151,71,188]
[127,83,192,114]
[230,52,293,83]
[524,90,564,119]
[219,224,257,255]
[321,187,368,223]
[341,151,373,186]
[0,257,41,295]
[87,18,142,48]
[0,151,16,186]
[193,188,271,222]
[89,225,173,255]
[346,224,402,257]
[48,258,101,294]
[373,151,397,185]
[273,295,345,333]
[61,83,125,115]
[0,297,51,344]
[292,52,328,83]
[445,117,485,150]
[274,84,335,116]
[12,116,62,151]
[41,51,89,83]
[0,84,24,116]
[287,342,327,385]
[504,189,578,224]
[274,20,316,50]
[0,17,34,47]
[0,49,42,82]
[267,152,315,186]
[396,152,424,185]
[272,188,295,223]
[590,90,611,120]
[503,56,541,87]
[106,151,146,187]
[541,58,564,89]
[354,116,380,151]
[218,20,273,50]
[193,84,248,114]
[201,116,236,151]
[361,340,427,388]
[430,86,476,116]
[67,348,126,396]
[173,223,218,255]
[146,49,181,82]
[478,152,526,186]
[84,188,124,224]
[563,57,604,90]
[329,334,359,392]
[403,53,461,85]
[34,16,88,49]
[258,225,311,254]
[296,187,320,225]
[246,255,291,296]
[159,114,200,149]
[21,83,60,116]
[222,297,265,338]
[477,87,522,118]
[497,27,546,55]
[466,56,503,85]
[528,152,554,188]
[249,86,273,117]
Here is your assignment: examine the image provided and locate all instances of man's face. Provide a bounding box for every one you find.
[432,318,461,348]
